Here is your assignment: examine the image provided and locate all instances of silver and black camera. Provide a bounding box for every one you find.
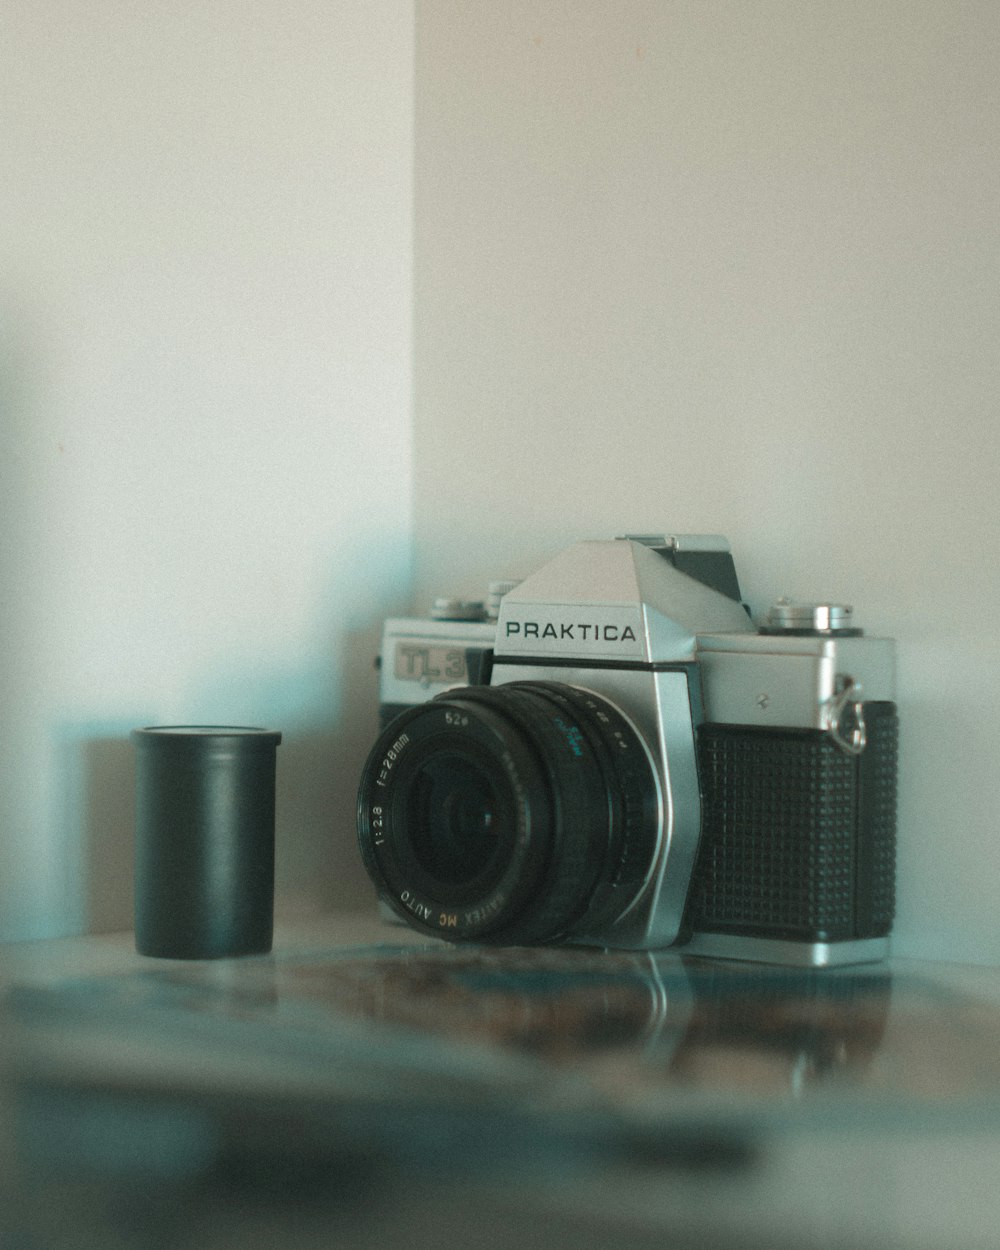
[357,535,897,966]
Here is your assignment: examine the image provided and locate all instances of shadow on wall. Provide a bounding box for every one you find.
[54,726,139,936]
[272,623,386,917]
[81,734,137,933]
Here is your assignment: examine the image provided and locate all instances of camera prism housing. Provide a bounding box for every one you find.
[357,536,897,967]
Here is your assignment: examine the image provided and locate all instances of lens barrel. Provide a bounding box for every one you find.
[357,681,659,945]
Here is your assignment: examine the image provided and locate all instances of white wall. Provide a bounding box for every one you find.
[413,3,1000,963]
[1,2,414,940]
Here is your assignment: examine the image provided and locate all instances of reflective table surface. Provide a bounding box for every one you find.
[4,914,1000,1249]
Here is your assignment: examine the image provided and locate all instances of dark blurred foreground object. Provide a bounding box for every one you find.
[132,726,281,958]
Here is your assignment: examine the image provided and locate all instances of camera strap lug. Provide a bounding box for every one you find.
[822,677,867,755]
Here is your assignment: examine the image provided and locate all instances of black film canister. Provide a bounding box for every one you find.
[133,726,282,958]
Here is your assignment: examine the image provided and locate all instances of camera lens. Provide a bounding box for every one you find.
[406,750,500,885]
[357,681,660,945]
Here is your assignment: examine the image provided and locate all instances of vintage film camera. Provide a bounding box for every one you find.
[357,535,897,966]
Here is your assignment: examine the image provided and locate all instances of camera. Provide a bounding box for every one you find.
[357,535,897,967]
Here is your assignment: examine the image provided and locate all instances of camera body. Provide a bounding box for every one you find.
[359,536,897,967]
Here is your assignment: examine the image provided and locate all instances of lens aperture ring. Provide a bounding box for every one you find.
[441,684,619,943]
[510,682,660,936]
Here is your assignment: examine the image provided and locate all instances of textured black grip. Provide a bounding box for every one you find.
[687,705,897,942]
